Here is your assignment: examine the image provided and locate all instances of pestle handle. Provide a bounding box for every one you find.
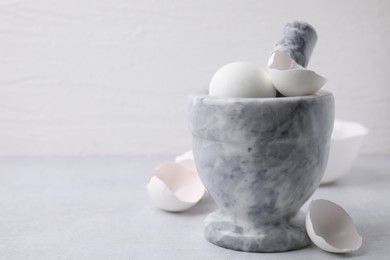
[274,21,318,68]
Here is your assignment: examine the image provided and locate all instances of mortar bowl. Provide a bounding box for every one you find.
[189,90,334,252]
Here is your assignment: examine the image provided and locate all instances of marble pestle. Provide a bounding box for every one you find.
[273,21,317,68]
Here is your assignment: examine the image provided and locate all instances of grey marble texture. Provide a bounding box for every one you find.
[274,21,317,68]
[189,91,335,252]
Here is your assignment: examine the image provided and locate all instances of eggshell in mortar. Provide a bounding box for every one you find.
[268,51,303,70]
[268,51,327,96]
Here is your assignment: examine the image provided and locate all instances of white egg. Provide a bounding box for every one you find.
[209,62,276,98]
[306,199,362,253]
[146,162,205,212]
[268,51,327,96]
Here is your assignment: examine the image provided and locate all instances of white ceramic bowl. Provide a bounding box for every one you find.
[321,120,368,184]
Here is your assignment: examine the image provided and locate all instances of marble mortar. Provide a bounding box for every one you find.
[189,90,334,252]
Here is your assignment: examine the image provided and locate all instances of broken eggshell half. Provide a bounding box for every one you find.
[147,161,206,212]
[306,199,362,253]
[268,51,327,96]
[175,150,196,171]
[175,149,194,162]
[175,150,208,198]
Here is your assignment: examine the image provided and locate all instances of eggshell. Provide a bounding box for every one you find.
[321,120,369,184]
[175,150,194,163]
[209,62,276,98]
[147,176,195,212]
[147,162,205,212]
[176,159,197,173]
[306,199,362,253]
[268,50,303,70]
[268,51,327,96]
[175,150,208,198]
[175,150,197,172]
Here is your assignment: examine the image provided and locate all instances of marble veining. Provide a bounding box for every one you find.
[274,21,317,68]
[189,91,334,252]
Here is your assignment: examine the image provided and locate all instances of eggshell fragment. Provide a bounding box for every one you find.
[176,159,197,173]
[268,50,304,70]
[268,51,327,96]
[147,162,205,212]
[147,176,195,212]
[175,150,197,172]
[175,150,208,198]
[175,150,194,163]
[321,120,369,184]
[306,199,362,253]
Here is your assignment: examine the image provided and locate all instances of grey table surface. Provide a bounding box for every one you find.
[0,155,389,260]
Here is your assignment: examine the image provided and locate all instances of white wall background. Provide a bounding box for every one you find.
[0,0,389,156]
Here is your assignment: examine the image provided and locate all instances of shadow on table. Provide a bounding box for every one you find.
[181,195,217,216]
